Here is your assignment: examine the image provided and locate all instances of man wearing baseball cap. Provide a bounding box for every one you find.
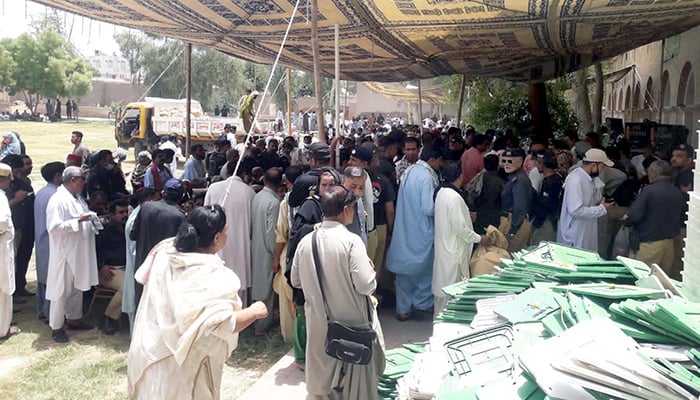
[557,148,615,251]
[499,148,535,252]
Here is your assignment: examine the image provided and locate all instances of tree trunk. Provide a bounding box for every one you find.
[528,82,553,138]
[593,62,604,131]
[456,73,467,129]
[573,68,593,135]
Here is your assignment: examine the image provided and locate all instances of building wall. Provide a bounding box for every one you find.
[86,51,132,81]
[607,25,699,146]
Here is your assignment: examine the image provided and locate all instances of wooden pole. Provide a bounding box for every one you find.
[286,68,292,136]
[456,73,467,130]
[185,42,192,158]
[344,80,349,134]
[417,79,424,135]
[310,0,325,142]
[334,23,341,138]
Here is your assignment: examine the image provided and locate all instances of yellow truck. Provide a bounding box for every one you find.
[114,97,274,157]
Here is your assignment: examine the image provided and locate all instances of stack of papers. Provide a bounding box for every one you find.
[610,297,700,347]
[378,346,424,399]
[519,318,696,400]
[437,243,640,325]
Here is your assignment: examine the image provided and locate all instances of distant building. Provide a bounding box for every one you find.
[606,25,699,145]
[86,50,131,81]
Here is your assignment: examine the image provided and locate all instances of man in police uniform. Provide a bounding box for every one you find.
[499,148,534,252]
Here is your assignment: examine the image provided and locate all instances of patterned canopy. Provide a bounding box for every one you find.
[33,0,700,82]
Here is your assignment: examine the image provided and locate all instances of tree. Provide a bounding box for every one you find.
[447,76,578,138]
[6,29,95,115]
[0,41,16,90]
[114,31,147,84]
[8,30,67,112]
[64,58,95,121]
[570,61,608,135]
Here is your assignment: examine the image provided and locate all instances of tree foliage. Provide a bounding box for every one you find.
[446,76,578,138]
[0,41,16,89]
[5,29,95,113]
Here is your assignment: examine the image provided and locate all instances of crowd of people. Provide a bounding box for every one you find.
[0,116,694,399]
[0,98,78,122]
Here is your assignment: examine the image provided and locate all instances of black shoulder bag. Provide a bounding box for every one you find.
[311,231,376,365]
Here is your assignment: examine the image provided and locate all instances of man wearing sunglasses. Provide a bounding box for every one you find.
[499,148,535,252]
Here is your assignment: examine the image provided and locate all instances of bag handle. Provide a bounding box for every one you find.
[311,230,373,324]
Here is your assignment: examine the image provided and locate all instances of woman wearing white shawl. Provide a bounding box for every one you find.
[127,205,268,399]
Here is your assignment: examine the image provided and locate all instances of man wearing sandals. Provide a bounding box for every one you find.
[0,163,19,340]
[46,166,99,343]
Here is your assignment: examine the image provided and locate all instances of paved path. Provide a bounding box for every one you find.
[237,308,433,399]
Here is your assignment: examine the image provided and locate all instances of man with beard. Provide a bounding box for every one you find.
[96,200,129,334]
[557,149,616,252]
[670,143,694,279]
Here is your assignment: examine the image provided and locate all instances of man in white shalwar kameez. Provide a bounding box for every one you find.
[250,168,281,335]
[292,186,385,400]
[0,163,18,339]
[46,166,99,343]
[557,149,615,252]
[432,164,488,317]
[204,162,255,304]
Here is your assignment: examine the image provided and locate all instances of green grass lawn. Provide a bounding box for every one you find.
[0,120,290,399]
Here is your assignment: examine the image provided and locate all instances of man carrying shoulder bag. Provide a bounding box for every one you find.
[292,185,385,400]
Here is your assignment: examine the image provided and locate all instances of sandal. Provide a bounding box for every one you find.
[0,326,20,341]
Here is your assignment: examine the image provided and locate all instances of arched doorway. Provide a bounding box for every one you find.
[661,70,670,123]
[644,77,653,110]
[678,62,693,106]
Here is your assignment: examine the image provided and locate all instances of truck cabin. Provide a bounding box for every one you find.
[118,104,154,142]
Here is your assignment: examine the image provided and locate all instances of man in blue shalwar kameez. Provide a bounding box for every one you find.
[386,147,443,321]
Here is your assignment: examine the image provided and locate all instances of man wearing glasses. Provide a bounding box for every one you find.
[499,148,535,252]
[45,166,99,343]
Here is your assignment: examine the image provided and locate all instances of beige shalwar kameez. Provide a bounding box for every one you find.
[273,197,294,342]
[291,221,385,400]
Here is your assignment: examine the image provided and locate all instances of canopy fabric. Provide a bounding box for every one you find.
[33,0,700,82]
[363,82,447,104]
